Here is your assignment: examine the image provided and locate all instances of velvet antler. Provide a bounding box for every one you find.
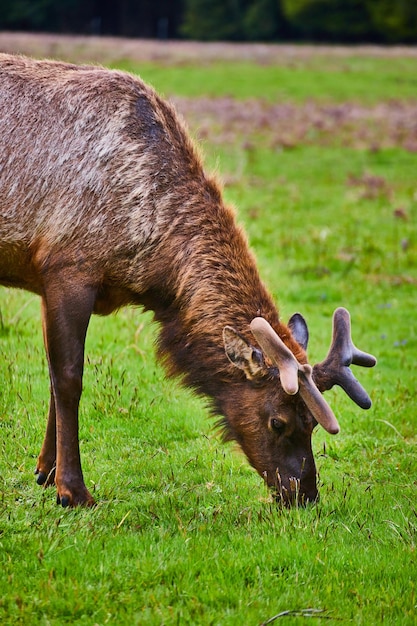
[312,308,377,409]
[250,317,340,434]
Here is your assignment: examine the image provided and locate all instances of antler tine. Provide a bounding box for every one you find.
[313,308,377,410]
[250,317,299,395]
[250,317,340,434]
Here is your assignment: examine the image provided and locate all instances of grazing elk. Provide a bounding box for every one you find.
[0,54,376,508]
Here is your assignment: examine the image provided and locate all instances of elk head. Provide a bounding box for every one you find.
[223,308,376,506]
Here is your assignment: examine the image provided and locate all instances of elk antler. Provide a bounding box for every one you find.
[249,318,299,395]
[250,317,340,434]
[312,307,376,409]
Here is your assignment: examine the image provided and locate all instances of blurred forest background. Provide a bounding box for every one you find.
[0,0,416,44]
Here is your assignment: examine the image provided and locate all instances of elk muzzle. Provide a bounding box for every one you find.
[274,473,318,507]
[267,452,318,507]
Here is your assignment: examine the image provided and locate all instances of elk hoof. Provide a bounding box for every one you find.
[55,484,95,508]
[57,494,70,508]
[36,471,47,485]
[35,466,56,487]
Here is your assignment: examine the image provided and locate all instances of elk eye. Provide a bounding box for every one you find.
[270,418,285,435]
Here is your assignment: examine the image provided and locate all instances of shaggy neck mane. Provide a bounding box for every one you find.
[141,182,305,410]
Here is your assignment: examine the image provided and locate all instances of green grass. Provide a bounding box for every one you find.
[111,56,417,103]
[1,40,417,625]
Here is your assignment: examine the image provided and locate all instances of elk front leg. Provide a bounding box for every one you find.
[35,301,57,486]
[35,389,57,486]
[41,276,97,507]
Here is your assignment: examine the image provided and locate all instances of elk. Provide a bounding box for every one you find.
[0,53,376,508]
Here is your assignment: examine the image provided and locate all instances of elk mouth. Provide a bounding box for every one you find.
[272,473,319,508]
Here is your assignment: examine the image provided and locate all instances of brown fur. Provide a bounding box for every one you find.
[0,53,323,507]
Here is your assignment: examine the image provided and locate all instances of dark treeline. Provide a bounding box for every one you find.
[1,0,416,44]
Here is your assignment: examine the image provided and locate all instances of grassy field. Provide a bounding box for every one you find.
[0,34,416,625]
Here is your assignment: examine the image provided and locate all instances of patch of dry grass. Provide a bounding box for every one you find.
[1,31,417,66]
[174,97,417,152]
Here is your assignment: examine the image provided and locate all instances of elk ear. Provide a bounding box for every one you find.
[288,313,309,350]
[223,326,267,380]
